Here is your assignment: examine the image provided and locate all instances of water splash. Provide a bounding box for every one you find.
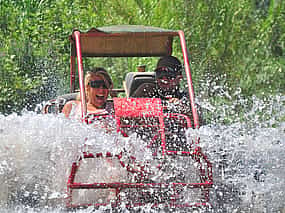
[187,122,285,212]
[0,95,284,212]
[193,93,285,212]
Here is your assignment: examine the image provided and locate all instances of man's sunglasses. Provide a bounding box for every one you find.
[155,67,178,80]
[88,80,108,89]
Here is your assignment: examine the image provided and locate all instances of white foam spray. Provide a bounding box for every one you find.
[0,94,284,212]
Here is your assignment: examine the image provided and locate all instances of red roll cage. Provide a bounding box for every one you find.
[68,25,200,128]
[64,25,213,209]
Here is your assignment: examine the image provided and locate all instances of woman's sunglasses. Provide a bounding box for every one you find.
[89,80,108,89]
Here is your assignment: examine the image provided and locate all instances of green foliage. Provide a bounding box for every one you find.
[0,0,284,115]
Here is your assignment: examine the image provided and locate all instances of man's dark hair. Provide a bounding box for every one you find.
[156,56,182,74]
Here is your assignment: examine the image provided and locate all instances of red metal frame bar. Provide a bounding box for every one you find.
[178,31,199,129]
[73,31,87,118]
[113,98,167,156]
[66,110,213,209]
[66,148,213,208]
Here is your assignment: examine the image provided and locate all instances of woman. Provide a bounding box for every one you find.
[62,67,113,119]
[62,68,122,202]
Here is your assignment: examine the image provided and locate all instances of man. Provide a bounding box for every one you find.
[154,55,204,126]
[154,55,185,101]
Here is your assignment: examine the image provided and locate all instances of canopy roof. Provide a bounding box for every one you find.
[69,25,179,57]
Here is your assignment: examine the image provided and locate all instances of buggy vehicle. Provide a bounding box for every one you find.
[43,25,213,210]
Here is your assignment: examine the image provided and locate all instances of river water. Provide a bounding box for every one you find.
[0,95,284,212]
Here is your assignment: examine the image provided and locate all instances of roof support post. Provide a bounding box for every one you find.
[73,30,87,119]
[178,31,199,129]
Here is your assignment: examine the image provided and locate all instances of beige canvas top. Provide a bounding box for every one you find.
[69,25,179,57]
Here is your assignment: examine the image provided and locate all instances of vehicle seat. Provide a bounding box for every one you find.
[42,92,78,114]
[124,72,156,98]
[56,92,79,103]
